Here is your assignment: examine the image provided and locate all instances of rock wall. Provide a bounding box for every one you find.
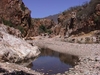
[0,0,31,37]
[27,18,56,37]
[53,1,100,38]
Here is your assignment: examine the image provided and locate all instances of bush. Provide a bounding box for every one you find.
[77,0,100,20]
[76,2,89,20]
[17,26,24,34]
[2,18,13,27]
[94,15,100,22]
[20,3,26,11]
[47,30,52,34]
[1,18,25,34]
[39,25,46,33]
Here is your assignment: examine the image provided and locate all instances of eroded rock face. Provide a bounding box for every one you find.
[53,2,100,38]
[0,24,40,63]
[52,24,61,36]
[0,24,21,37]
[27,18,56,37]
[0,0,31,37]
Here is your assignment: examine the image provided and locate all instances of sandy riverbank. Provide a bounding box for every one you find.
[27,37,100,57]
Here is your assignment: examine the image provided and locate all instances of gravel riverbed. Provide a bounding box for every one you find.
[27,37,100,75]
[0,37,100,75]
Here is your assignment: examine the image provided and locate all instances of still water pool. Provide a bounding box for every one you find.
[31,48,78,75]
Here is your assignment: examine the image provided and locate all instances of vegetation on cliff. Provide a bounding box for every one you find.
[52,0,100,38]
[0,0,100,38]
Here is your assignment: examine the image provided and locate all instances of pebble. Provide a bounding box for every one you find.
[95,56,100,61]
[6,62,9,64]
[61,55,100,75]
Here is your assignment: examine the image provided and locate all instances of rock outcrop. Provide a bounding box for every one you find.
[0,23,21,37]
[52,0,100,39]
[0,0,31,37]
[0,24,40,63]
[26,18,56,37]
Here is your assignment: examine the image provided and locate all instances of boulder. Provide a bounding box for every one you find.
[0,24,40,63]
[0,24,21,37]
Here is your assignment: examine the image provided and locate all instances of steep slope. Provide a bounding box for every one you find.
[0,0,31,37]
[26,18,56,38]
[0,0,57,38]
[53,0,100,38]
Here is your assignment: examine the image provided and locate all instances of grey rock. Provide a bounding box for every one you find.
[0,24,40,63]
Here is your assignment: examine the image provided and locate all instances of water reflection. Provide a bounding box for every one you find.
[31,48,79,75]
[40,48,78,66]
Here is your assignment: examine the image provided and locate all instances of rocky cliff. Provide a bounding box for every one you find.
[0,0,31,37]
[0,0,57,38]
[52,0,100,39]
[0,0,100,40]
[26,18,56,38]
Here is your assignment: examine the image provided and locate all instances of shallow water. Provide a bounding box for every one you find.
[31,48,79,75]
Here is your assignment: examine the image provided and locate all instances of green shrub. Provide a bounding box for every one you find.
[47,30,52,34]
[17,26,24,34]
[2,18,13,27]
[77,0,100,20]
[1,18,25,34]
[39,25,46,33]
[94,16,100,22]
[76,2,89,20]
[20,3,26,11]
[62,5,82,16]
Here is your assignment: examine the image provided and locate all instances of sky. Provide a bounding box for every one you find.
[23,0,90,18]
